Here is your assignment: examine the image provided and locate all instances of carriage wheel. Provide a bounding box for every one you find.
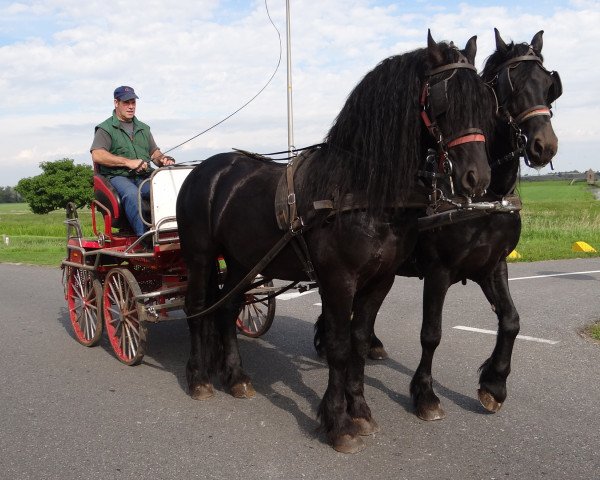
[66,267,103,347]
[102,268,147,366]
[236,280,276,338]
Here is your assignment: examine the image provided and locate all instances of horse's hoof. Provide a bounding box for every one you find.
[416,404,446,421]
[352,417,381,436]
[368,346,389,360]
[332,434,366,454]
[190,384,214,400]
[478,388,503,413]
[230,382,256,399]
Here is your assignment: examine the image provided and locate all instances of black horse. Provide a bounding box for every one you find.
[176,31,493,453]
[315,29,560,421]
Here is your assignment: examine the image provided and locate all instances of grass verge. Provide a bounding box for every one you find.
[0,180,599,266]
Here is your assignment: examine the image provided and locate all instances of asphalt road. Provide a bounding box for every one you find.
[0,259,598,480]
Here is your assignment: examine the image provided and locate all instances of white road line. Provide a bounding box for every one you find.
[509,270,600,281]
[278,270,600,300]
[277,290,318,301]
[453,325,559,345]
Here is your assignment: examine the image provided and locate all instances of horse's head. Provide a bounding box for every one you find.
[424,31,492,197]
[487,29,561,169]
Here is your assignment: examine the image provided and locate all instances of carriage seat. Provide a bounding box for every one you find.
[93,174,150,232]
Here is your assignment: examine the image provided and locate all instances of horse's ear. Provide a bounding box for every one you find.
[494,28,508,53]
[531,30,544,55]
[427,29,444,67]
[464,35,477,64]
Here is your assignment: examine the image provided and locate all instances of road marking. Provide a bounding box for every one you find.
[509,270,600,281]
[277,290,318,301]
[278,270,600,300]
[453,325,559,345]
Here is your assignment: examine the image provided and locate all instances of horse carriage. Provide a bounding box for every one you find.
[60,27,561,453]
[61,165,279,366]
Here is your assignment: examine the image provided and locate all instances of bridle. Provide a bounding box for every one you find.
[487,46,562,169]
[419,52,486,194]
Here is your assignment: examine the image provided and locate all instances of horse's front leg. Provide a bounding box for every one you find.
[185,258,220,400]
[410,271,450,421]
[346,276,395,435]
[317,286,364,453]
[477,259,520,412]
[216,292,256,399]
[314,313,388,360]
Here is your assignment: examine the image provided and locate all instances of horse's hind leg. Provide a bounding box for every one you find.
[477,260,520,412]
[368,330,388,360]
[217,267,255,398]
[185,257,220,400]
[410,272,449,421]
[313,313,327,358]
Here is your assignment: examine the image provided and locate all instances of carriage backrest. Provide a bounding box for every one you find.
[93,174,131,230]
[150,166,194,231]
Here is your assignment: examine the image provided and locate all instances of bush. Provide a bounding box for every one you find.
[15,159,93,214]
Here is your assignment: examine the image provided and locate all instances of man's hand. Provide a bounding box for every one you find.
[130,159,149,172]
[151,150,175,167]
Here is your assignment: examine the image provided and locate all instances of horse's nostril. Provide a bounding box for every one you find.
[534,138,544,158]
[464,171,478,191]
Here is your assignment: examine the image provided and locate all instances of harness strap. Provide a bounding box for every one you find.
[444,128,486,148]
[286,160,298,229]
[515,105,551,124]
[494,52,541,73]
[447,134,486,148]
[183,228,298,320]
[329,191,430,217]
[427,62,477,76]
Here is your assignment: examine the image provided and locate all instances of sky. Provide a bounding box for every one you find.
[0,0,598,186]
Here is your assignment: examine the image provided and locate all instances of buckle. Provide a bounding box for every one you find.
[288,193,296,205]
[290,216,304,235]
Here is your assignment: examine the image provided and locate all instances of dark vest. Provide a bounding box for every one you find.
[95,112,153,177]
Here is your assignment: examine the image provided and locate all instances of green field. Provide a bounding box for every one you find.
[0,180,599,266]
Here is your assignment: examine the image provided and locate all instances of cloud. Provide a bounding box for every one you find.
[0,0,598,185]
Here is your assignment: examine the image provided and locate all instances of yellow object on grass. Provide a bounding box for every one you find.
[571,241,597,253]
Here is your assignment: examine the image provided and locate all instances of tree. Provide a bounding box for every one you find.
[0,186,23,203]
[15,158,93,214]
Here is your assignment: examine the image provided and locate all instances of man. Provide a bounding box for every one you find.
[91,85,175,236]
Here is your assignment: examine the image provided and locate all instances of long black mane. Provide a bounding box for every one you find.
[302,41,494,212]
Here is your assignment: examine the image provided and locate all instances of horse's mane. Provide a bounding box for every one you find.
[301,41,494,213]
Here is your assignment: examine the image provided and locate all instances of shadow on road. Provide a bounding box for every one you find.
[55,305,485,440]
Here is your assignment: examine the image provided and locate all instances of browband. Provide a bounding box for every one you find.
[427,62,477,76]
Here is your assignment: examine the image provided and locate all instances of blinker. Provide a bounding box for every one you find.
[547,70,562,105]
[428,79,450,116]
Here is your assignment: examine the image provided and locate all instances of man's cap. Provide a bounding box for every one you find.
[114,86,139,101]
